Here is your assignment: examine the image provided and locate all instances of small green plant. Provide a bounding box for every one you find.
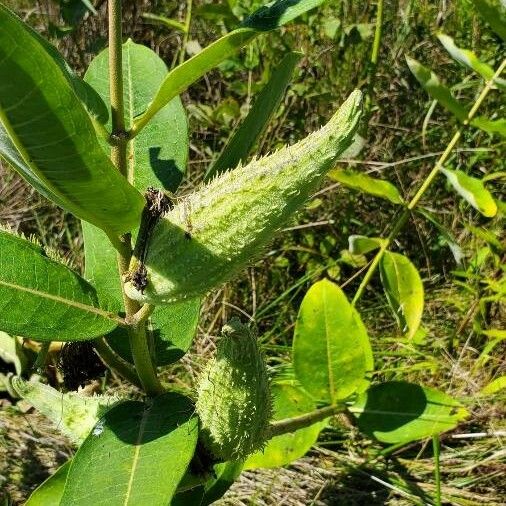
[0,0,503,504]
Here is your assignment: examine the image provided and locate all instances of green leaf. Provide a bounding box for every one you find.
[245,383,325,469]
[379,251,424,340]
[26,460,71,506]
[406,56,468,122]
[0,5,144,235]
[201,461,244,506]
[142,13,188,33]
[437,33,506,89]
[351,381,468,444]
[0,230,121,341]
[11,376,120,444]
[242,0,325,30]
[85,40,189,193]
[61,393,198,506]
[206,51,302,180]
[328,169,403,204]
[480,376,506,395]
[293,279,374,404]
[348,235,386,255]
[134,0,325,132]
[473,0,506,41]
[82,223,200,365]
[441,168,498,217]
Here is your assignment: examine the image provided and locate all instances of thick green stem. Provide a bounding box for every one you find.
[352,58,506,305]
[267,404,345,438]
[93,337,141,388]
[107,0,163,396]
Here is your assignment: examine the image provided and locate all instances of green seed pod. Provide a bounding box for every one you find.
[126,90,362,304]
[196,318,272,461]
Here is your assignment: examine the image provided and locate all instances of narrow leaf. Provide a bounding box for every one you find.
[26,461,71,506]
[206,51,302,179]
[481,376,506,395]
[0,230,121,341]
[441,168,498,217]
[142,13,188,33]
[351,381,468,443]
[437,33,506,89]
[293,279,373,404]
[245,383,325,469]
[0,5,144,235]
[473,0,506,41]
[379,251,424,340]
[61,393,198,506]
[328,168,403,204]
[134,0,325,132]
[406,56,468,121]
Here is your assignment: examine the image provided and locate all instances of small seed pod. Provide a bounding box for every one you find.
[196,318,272,461]
[125,90,362,304]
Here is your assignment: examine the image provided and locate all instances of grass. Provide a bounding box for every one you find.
[0,0,505,504]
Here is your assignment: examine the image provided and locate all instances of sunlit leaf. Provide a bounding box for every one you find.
[0,230,121,342]
[0,4,144,235]
[61,393,198,506]
[350,381,468,443]
[293,279,373,404]
[481,376,506,395]
[328,169,403,204]
[441,168,498,217]
[0,332,28,375]
[379,251,424,340]
[348,235,386,255]
[245,383,325,469]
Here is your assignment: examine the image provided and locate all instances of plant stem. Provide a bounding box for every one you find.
[107,0,163,396]
[127,303,156,326]
[433,434,442,506]
[93,337,141,388]
[352,57,506,305]
[267,404,345,438]
[32,341,50,373]
[179,0,193,65]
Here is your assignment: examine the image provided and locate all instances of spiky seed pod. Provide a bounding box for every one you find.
[196,318,272,461]
[125,90,362,304]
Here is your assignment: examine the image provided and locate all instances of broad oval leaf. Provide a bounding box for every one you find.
[293,279,374,404]
[0,230,121,341]
[379,251,424,340]
[245,383,325,469]
[441,167,498,217]
[328,169,403,204]
[85,40,189,193]
[350,381,468,444]
[134,0,325,133]
[0,5,144,235]
[473,0,506,41]
[26,460,71,506]
[206,51,302,180]
[61,393,198,506]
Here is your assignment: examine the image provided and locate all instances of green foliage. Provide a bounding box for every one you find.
[0,4,144,235]
[473,0,506,41]
[196,319,272,461]
[61,393,198,505]
[0,230,120,341]
[351,381,469,444]
[25,461,71,506]
[293,279,373,403]
[379,251,424,340]
[244,383,325,469]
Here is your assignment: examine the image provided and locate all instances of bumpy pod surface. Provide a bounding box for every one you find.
[126,90,362,304]
[196,318,272,461]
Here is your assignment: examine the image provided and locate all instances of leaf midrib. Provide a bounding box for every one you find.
[0,278,124,325]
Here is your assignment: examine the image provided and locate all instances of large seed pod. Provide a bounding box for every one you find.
[196,318,272,461]
[126,90,362,304]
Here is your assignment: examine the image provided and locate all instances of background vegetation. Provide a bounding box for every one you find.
[0,0,504,504]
